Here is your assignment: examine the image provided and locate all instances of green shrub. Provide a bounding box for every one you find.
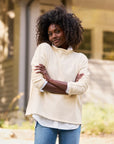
[1,103,114,135]
[82,103,114,135]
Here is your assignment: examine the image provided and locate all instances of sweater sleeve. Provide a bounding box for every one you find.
[67,54,89,96]
[31,43,49,90]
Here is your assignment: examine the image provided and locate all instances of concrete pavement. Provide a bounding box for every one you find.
[0,128,114,144]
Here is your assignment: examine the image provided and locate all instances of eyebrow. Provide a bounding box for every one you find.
[48,28,57,33]
[48,27,60,32]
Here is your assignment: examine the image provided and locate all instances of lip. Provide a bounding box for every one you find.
[52,39,59,44]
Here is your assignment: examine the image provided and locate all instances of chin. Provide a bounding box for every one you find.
[53,43,60,47]
[52,42,63,48]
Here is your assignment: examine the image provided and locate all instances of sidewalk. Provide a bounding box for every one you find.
[0,129,34,144]
[0,128,114,144]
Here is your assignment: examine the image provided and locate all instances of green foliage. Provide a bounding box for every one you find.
[1,120,35,130]
[0,103,114,135]
[82,103,114,135]
[0,119,4,127]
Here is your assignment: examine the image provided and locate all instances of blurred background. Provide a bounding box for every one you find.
[0,0,114,139]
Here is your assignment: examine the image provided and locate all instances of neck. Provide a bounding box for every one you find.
[58,43,69,50]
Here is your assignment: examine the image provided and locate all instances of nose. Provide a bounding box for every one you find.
[52,33,56,39]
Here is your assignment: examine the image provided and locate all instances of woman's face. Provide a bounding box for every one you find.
[48,24,67,49]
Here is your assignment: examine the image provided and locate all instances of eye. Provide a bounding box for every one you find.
[55,30,60,34]
[48,32,52,37]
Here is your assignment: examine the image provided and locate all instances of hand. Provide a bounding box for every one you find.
[75,73,84,82]
[34,64,51,81]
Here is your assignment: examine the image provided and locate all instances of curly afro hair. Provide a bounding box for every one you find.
[36,6,83,50]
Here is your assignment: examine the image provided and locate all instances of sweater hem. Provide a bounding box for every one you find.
[25,111,82,125]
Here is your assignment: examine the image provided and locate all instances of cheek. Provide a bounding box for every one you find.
[60,34,66,42]
[48,36,52,42]
[59,32,66,41]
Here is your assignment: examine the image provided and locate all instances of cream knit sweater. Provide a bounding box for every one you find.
[26,42,89,124]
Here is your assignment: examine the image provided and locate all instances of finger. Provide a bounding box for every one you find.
[34,65,45,69]
[79,73,84,78]
[34,68,42,71]
[76,73,84,81]
[39,64,45,68]
[36,71,44,75]
[39,64,44,66]
[34,65,44,70]
[35,68,44,73]
[80,73,84,76]
[76,78,79,82]
[77,73,79,77]
[75,73,79,80]
[34,66,41,70]
[75,73,82,82]
[38,67,45,71]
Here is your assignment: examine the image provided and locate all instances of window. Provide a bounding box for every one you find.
[103,31,114,60]
[77,29,91,58]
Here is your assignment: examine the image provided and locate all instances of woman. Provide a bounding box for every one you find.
[26,6,89,144]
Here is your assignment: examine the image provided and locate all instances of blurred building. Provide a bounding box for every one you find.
[0,0,114,113]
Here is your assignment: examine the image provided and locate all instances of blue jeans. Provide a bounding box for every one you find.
[34,122,81,144]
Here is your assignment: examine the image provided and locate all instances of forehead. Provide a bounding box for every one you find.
[48,24,62,31]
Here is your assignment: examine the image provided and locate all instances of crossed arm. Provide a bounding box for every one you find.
[34,64,84,94]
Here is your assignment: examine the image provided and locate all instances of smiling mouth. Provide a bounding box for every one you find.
[53,39,59,44]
